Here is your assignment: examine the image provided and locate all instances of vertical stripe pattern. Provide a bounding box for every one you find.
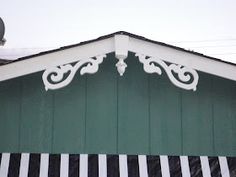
[208,156,222,177]
[0,153,10,177]
[127,155,139,177]
[28,154,40,177]
[69,154,79,177]
[119,155,128,177]
[8,153,21,177]
[19,153,29,177]
[168,156,182,177]
[227,157,236,177]
[79,154,88,177]
[138,155,148,177]
[218,157,230,177]
[107,155,119,177]
[0,153,235,177]
[189,156,203,177]
[180,156,190,177]
[146,155,162,177]
[200,156,211,177]
[39,153,49,177]
[60,154,68,177]
[48,154,60,177]
[88,155,98,177]
[98,154,107,177]
[160,155,170,177]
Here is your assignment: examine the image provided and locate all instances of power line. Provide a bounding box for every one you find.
[209,53,236,55]
[187,44,236,48]
[169,38,236,43]
[0,47,57,49]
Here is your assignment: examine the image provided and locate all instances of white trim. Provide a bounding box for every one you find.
[115,35,129,60]
[39,153,49,177]
[0,37,114,82]
[60,154,69,177]
[19,153,30,177]
[115,35,129,76]
[80,154,88,177]
[218,156,230,177]
[129,37,236,81]
[180,156,191,177]
[98,154,107,177]
[160,155,170,177]
[200,156,211,177]
[138,155,148,177]
[119,155,128,177]
[136,53,199,91]
[42,55,106,90]
[0,34,236,86]
[0,153,10,177]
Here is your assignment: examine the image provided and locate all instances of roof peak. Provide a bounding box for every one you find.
[0,32,236,89]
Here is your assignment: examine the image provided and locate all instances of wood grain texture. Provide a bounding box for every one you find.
[53,72,86,153]
[20,73,53,153]
[118,53,149,154]
[0,52,236,156]
[0,79,21,152]
[86,53,118,154]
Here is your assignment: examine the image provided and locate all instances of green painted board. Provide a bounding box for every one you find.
[20,73,53,153]
[0,53,236,156]
[150,74,182,155]
[0,79,21,152]
[118,53,149,154]
[85,53,118,154]
[213,76,236,156]
[231,83,236,154]
[53,74,86,153]
[182,73,214,156]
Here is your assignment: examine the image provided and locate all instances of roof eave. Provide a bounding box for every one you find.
[0,32,236,85]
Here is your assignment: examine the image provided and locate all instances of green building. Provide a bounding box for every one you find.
[0,32,235,176]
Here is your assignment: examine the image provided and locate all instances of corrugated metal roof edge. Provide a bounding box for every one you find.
[1,31,236,66]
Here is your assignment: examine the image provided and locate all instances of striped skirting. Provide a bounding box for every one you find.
[0,153,235,177]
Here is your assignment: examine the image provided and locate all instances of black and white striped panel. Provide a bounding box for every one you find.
[0,153,235,177]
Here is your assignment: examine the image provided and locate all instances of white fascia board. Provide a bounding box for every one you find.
[0,34,236,83]
[0,37,114,82]
[129,37,236,81]
[115,35,129,60]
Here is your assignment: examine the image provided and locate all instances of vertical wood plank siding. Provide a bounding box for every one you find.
[20,74,53,152]
[86,53,118,154]
[53,72,86,153]
[0,52,236,156]
[0,79,21,152]
[118,55,149,154]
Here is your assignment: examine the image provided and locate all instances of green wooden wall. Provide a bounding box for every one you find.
[0,52,236,156]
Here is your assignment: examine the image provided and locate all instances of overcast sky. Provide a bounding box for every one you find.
[1,0,236,63]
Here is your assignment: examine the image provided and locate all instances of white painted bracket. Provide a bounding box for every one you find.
[42,55,106,90]
[115,35,129,76]
[42,35,199,91]
[136,53,199,91]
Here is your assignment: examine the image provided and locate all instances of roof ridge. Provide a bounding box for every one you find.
[1,31,236,66]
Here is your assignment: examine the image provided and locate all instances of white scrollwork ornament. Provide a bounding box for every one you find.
[116,59,127,76]
[42,55,106,90]
[135,53,199,91]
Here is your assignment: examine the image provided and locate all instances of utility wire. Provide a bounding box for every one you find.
[209,53,236,55]
[168,38,236,43]
[0,47,57,49]
[187,44,236,48]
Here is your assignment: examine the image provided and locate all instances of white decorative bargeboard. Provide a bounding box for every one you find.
[42,53,199,91]
[135,53,199,91]
[42,55,106,90]
[1,33,236,88]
